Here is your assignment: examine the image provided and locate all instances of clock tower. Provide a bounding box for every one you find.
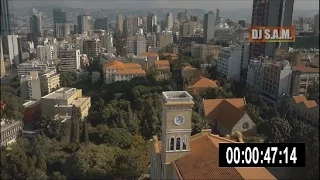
[161,91,194,166]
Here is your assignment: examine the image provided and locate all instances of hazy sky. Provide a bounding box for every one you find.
[12,0,320,10]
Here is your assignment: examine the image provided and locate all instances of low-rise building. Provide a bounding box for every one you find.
[200,98,256,136]
[291,65,319,96]
[23,100,41,125]
[287,96,319,125]
[154,60,171,81]
[191,44,220,61]
[17,60,56,76]
[104,61,146,84]
[185,76,219,96]
[1,119,22,147]
[41,87,91,119]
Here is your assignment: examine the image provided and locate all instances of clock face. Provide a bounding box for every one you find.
[173,115,185,126]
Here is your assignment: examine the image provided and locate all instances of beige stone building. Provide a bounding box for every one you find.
[287,96,319,125]
[149,91,275,179]
[291,65,319,96]
[185,76,219,96]
[190,44,220,61]
[154,60,171,81]
[104,61,146,84]
[41,87,91,119]
[200,98,256,136]
[1,119,22,147]
[39,70,60,96]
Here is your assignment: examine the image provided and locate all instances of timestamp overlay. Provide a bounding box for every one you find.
[219,143,305,167]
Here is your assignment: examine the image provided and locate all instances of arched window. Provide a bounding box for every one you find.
[182,136,187,150]
[169,137,175,151]
[176,137,181,150]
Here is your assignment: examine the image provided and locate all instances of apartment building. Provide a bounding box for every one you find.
[37,45,54,61]
[247,59,263,90]
[181,21,195,37]
[291,65,319,96]
[20,71,42,100]
[102,32,115,53]
[154,60,171,81]
[214,24,234,43]
[146,33,157,48]
[260,61,292,105]
[156,32,173,52]
[41,87,91,119]
[190,44,220,61]
[125,36,147,55]
[104,61,146,84]
[217,44,249,81]
[287,96,319,125]
[1,119,22,147]
[83,39,101,58]
[59,44,81,72]
[39,70,60,95]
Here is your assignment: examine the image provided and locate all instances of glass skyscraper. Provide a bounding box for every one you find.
[0,0,12,36]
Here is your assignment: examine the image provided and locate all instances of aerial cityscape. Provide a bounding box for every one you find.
[0,0,319,179]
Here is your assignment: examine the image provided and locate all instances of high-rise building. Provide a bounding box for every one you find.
[166,13,173,31]
[2,35,20,65]
[156,32,173,52]
[53,8,67,25]
[147,12,157,34]
[125,36,147,55]
[102,32,115,53]
[178,10,187,22]
[181,22,195,37]
[20,71,42,101]
[94,17,108,31]
[215,8,220,25]
[124,15,137,38]
[238,20,246,28]
[250,0,294,58]
[30,9,43,41]
[203,11,216,44]
[0,0,12,36]
[0,38,6,77]
[83,39,101,59]
[59,44,81,72]
[117,13,124,33]
[54,23,70,38]
[313,14,319,34]
[37,45,54,61]
[77,14,94,34]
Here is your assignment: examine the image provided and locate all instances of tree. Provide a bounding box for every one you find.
[59,71,76,87]
[191,111,205,135]
[70,106,81,143]
[102,128,133,149]
[307,81,319,101]
[36,116,61,138]
[0,86,24,120]
[35,151,47,173]
[114,30,126,56]
[49,172,66,180]
[257,118,291,143]
[82,120,89,143]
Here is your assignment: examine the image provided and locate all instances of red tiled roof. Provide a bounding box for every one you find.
[292,96,318,108]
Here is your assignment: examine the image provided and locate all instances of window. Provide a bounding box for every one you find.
[182,136,187,150]
[176,137,181,150]
[242,122,249,130]
[169,137,174,151]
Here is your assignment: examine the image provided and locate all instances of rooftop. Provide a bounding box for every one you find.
[42,87,78,100]
[292,65,319,73]
[188,76,219,89]
[115,69,146,75]
[292,96,318,108]
[23,100,41,108]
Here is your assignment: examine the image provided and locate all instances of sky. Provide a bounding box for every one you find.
[12,0,320,10]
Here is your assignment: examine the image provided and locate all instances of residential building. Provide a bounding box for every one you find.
[166,13,173,31]
[217,44,250,81]
[0,0,11,36]
[260,61,292,105]
[1,119,22,147]
[124,15,138,38]
[102,32,115,53]
[156,32,173,52]
[20,71,42,101]
[146,33,157,48]
[203,11,216,44]
[60,44,81,72]
[23,100,41,125]
[214,24,234,43]
[17,60,55,76]
[147,12,157,34]
[54,23,70,38]
[181,22,195,37]
[191,44,220,61]
[154,60,171,81]
[125,36,147,55]
[39,70,60,96]
[117,13,124,33]
[37,45,54,61]
[201,98,256,136]
[247,59,263,90]
[250,0,294,58]
[232,29,249,43]
[185,76,219,96]
[0,38,5,77]
[149,91,275,180]
[83,39,101,58]
[77,14,94,34]
[287,96,319,125]
[29,9,43,41]
[291,65,319,96]
[94,16,108,31]
[41,87,91,119]
[104,61,146,84]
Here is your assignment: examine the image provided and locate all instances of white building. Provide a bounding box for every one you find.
[291,65,319,96]
[17,60,56,76]
[247,59,263,90]
[214,23,234,43]
[102,32,115,53]
[4,35,20,65]
[20,71,42,101]
[37,45,54,61]
[166,13,173,31]
[39,70,60,95]
[59,44,81,72]
[217,44,249,81]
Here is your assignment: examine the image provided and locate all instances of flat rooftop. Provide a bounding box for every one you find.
[42,87,78,100]
[23,100,41,108]
[162,91,193,104]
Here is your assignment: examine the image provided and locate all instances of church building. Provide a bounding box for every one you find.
[149,91,276,179]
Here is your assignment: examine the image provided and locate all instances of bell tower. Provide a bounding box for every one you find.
[161,91,194,166]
